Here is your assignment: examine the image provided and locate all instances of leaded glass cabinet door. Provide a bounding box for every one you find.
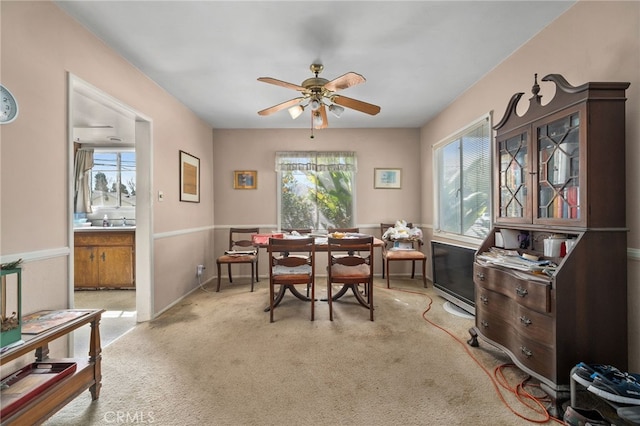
[534,107,582,225]
[496,130,530,223]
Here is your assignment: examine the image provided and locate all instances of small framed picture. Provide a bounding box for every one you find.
[179,150,200,202]
[374,168,402,189]
[234,170,257,189]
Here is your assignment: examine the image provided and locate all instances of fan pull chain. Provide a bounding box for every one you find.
[310,113,315,139]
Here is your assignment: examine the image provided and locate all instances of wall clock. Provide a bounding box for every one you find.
[1,84,19,124]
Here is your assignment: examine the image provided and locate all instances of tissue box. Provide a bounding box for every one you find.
[393,241,414,250]
[252,233,283,245]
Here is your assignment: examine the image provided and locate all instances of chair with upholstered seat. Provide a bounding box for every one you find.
[216,227,259,292]
[328,227,367,296]
[280,228,313,295]
[267,237,315,322]
[380,223,427,289]
[326,236,374,321]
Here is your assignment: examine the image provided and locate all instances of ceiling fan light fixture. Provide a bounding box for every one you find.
[257,63,381,129]
[313,111,323,126]
[288,104,304,119]
[328,104,344,118]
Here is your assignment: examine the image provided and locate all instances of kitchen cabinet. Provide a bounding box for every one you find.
[469,74,629,406]
[74,231,135,289]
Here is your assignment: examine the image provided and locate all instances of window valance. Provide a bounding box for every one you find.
[275,151,357,172]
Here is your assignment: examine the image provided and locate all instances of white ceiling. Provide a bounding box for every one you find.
[71,77,137,145]
[55,1,575,130]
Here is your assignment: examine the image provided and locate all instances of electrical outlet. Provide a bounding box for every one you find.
[196,264,205,277]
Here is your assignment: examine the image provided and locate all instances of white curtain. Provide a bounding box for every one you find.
[275,151,357,172]
[74,149,94,213]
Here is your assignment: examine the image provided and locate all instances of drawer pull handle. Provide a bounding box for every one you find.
[520,346,532,358]
[101,252,106,262]
[89,252,94,262]
[481,320,489,328]
[516,287,528,297]
[519,316,532,326]
[476,272,485,281]
[480,295,489,305]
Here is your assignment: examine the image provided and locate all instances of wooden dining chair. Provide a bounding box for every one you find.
[280,228,313,295]
[380,223,427,289]
[328,227,366,296]
[216,227,259,292]
[326,236,374,321]
[267,237,315,322]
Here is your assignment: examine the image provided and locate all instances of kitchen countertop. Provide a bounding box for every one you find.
[74,226,136,232]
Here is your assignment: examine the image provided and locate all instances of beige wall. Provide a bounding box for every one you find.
[0,1,214,320]
[420,0,640,369]
[2,0,638,371]
[212,127,422,276]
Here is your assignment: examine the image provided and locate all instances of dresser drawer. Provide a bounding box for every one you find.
[474,263,551,313]
[509,279,550,313]
[476,286,513,323]
[474,263,509,295]
[477,302,555,382]
[511,333,555,381]
[476,307,512,344]
[514,304,554,346]
[475,289,512,345]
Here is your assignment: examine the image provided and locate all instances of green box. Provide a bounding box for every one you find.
[1,267,22,349]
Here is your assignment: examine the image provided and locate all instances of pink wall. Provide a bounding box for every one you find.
[212,127,422,276]
[420,0,640,369]
[2,0,638,369]
[213,128,421,227]
[0,1,214,318]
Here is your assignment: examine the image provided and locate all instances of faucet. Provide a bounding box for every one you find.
[121,217,127,226]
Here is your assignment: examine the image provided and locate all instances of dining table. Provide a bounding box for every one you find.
[255,233,384,311]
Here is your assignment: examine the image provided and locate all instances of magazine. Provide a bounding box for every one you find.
[21,310,93,335]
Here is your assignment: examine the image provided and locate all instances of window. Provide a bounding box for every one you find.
[434,115,491,240]
[90,151,136,208]
[276,151,356,231]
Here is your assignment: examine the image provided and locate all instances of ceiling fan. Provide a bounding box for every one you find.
[257,64,381,130]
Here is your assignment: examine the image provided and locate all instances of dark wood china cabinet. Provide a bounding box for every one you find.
[468,74,629,405]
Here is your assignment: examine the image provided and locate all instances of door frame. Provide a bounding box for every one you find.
[67,74,154,321]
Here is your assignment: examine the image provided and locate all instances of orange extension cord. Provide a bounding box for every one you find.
[382,284,566,425]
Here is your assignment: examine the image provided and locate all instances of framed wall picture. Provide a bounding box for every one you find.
[179,150,200,202]
[234,170,257,189]
[374,168,402,189]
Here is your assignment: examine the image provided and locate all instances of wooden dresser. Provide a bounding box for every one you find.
[468,74,629,406]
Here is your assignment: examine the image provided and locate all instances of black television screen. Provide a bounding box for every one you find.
[431,241,476,313]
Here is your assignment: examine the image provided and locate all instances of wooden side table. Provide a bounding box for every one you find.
[0,309,104,425]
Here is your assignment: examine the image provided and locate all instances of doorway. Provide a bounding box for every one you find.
[68,75,153,353]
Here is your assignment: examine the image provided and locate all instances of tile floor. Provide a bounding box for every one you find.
[72,289,137,356]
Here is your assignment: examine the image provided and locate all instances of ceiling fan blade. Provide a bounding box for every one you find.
[257,77,305,92]
[315,104,329,129]
[332,95,381,115]
[258,97,304,116]
[323,72,366,92]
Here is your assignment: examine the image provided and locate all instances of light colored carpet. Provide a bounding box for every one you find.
[46,278,556,425]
